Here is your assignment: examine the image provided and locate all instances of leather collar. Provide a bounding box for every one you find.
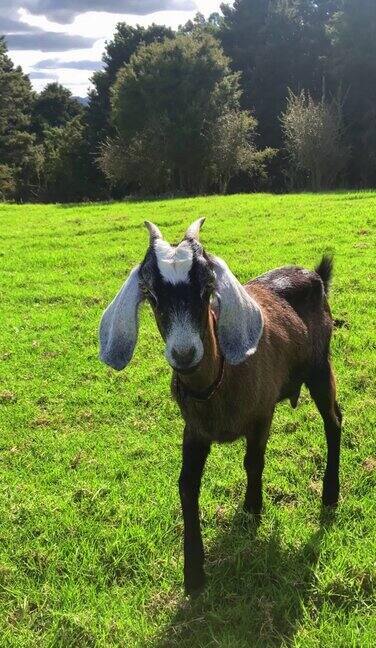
[176,355,225,402]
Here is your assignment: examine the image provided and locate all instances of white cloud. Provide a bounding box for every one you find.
[6,32,95,50]
[7,1,229,95]
[28,70,58,79]
[22,1,196,24]
[34,58,102,70]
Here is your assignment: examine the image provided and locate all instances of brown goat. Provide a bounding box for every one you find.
[99,219,342,594]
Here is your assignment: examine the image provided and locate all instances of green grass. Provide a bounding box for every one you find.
[0,192,375,648]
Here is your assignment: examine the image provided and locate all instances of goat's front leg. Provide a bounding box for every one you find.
[179,429,210,595]
[243,416,272,514]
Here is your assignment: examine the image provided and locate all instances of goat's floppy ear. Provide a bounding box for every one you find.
[210,256,263,365]
[99,265,143,370]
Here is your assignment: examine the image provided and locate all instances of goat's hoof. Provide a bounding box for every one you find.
[322,493,339,508]
[184,568,206,596]
[243,500,262,516]
[322,480,340,507]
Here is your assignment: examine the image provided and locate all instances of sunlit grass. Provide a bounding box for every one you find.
[0,192,375,647]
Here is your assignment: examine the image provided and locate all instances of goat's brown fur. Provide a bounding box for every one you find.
[99,235,342,596]
[173,273,333,444]
[174,262,341,594]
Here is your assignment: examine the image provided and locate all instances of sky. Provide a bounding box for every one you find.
[1,1,228,96]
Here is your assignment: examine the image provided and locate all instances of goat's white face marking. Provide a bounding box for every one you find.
[165,310,204,369]
[141,237,207,370]
[154,239,193,285]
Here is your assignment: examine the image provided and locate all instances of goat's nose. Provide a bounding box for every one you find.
[171,346,196,367]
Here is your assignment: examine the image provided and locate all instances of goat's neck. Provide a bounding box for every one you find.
[177,310,221,393]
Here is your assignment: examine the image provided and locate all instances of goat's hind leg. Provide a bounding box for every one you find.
[306,362,342,507]
[243,415,272,515]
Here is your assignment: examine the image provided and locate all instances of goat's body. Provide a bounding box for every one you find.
[173,264,333,444]
[173,260,341,594]
[99,224,342,595]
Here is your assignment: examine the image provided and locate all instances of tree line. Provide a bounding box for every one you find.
[1,0,375,202]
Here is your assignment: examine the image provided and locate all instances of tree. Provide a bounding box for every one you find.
[0,164,15,200]
[281,89,348,190]
[88,23,174,140]
[84,23,174,197]
[99,120,171,196]
[32,82,82,140]
[219,1,341,152]
[40,116,92,202]
[326,0,376,186]
[208,111,275,193]
[179,11,222,36]
[100,32,273,195]
[0,37,42,201]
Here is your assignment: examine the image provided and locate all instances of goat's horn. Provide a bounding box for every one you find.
[144,220,163,244]
[185,217,205,241]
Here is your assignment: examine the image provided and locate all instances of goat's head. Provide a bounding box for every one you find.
[99,219,263,372]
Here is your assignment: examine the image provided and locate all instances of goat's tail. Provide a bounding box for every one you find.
[315,254,333,294]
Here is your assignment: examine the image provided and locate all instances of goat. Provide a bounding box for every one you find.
[99,218,342,595]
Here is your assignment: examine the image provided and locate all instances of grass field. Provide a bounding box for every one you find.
[0,192,375,647]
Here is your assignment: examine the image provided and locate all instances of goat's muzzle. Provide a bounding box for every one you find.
[171,346,197,372]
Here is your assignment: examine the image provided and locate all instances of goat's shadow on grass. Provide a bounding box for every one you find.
[149,508,336,648]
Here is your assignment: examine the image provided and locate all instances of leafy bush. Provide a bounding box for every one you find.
[281,90,348,190]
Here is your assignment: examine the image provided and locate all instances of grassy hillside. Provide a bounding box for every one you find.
[0,193,375,647]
